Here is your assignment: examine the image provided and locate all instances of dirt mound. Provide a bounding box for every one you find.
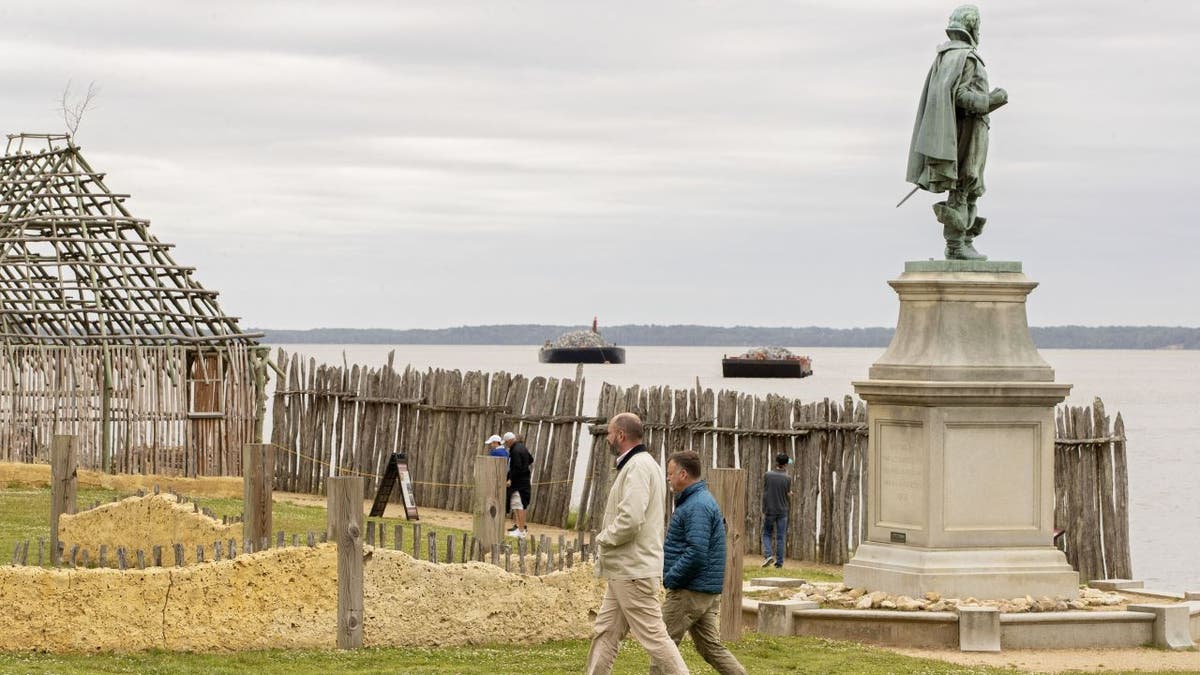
[0,545,604,652]
[366,551,604,647]
[58,493,242,565]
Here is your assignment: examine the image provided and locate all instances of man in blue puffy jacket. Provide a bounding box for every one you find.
[655,450,747,675]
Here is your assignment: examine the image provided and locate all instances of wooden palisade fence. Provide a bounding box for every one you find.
[1054,397,1132,582]
[265,351,1132,575]
[270,349,590,529]
[579,382,868,566]
[0,344,264,476]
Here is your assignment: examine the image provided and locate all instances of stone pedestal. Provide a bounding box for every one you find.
[844,261,1079,600]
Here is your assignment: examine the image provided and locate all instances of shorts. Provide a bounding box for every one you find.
[509,491,525,511]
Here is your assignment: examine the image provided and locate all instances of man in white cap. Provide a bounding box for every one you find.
[485,434,508,459]
[503,432,534,539]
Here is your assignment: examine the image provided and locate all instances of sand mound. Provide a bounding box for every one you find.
[0,545,603,652]
[365,551,604,647]
[59,493,242,565]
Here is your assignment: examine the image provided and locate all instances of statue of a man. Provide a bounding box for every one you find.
[906,5,1008,261]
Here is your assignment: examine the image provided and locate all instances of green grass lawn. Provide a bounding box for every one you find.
[743,562,842,584]
[0,635,1031,674]
[0,485,123,563]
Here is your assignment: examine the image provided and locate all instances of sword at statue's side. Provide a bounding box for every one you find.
[895,185,920,208]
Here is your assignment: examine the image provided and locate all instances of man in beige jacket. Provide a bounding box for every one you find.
[585,412,689,675]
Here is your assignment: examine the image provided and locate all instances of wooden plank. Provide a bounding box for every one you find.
[50,434,79,562]
[328,476,364,649]
[716,391,738,469]
[1073,405,1100,581]
[242,443,274,549]
[708,468,745,641]
[1092,398,1117,579]
[576,383,612,531]
[473,456,507,555]
[1109,413,1132,578]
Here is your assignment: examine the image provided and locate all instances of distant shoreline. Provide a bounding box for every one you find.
[250,325,1200,350]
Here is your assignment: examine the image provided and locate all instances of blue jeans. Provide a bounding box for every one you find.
[762,513,787,566]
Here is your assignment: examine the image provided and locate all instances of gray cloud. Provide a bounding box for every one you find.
[1,0,1195,329]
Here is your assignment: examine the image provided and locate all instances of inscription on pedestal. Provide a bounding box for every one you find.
[877,421,925,529]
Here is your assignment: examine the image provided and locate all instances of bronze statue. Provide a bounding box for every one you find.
[905,5,1008,261]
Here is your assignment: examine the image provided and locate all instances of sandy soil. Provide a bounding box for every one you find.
[0,545,603,652]
[888,646,1200,673]
[59,493,242,565]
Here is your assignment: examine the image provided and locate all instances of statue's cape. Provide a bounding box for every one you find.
[905,41,978,191]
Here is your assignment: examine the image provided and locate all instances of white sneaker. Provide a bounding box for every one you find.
[515,530,528,539]
[761,556,774,567]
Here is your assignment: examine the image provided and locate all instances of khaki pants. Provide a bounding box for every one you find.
[651,589,747,675]
[585,577,689,675]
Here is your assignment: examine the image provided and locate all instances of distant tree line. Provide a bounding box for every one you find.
[251,324,1200,350]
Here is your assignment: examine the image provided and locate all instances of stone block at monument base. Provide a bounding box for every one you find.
[845,261,1079,600]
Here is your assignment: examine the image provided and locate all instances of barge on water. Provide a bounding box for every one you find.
[539,317,626,364]
[722,347,812,378]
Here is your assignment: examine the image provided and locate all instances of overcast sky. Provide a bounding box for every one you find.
[2,1,1196,329]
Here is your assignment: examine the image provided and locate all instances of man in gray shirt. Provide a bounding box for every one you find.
[761,453,792,568]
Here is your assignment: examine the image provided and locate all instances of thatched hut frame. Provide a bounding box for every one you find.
[0,133,268,476]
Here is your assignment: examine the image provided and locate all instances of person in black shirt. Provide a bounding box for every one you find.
[761,453,793,568]
[503,431,534,538]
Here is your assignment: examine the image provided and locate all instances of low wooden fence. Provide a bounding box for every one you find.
[264,351,1132,574]
[269,349,589,528]
[13,485,588,578]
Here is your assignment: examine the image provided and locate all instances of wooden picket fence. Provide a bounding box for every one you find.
[13,485,589,578]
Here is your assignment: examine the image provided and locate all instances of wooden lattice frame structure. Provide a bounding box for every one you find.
[0,133,267,475]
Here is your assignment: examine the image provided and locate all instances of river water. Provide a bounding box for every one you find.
[268,344,1199,592]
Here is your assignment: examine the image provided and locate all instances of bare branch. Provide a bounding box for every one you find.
[59,80,101,138]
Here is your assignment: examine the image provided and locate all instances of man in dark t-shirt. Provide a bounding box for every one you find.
[504,432,534,538]
[761,453,793,568]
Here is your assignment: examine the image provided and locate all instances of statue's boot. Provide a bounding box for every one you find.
[962,210,988,261]
[934,201,979,260]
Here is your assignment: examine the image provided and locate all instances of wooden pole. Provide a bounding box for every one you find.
[50,434,79,564]
[328,476,364,649]
[99,357,113,473]
[472,456,507,557]
[708,467,745,642]
[243,443,274,549]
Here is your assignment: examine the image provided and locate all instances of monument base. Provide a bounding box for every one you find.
[847,262,1080,602]
[845,542,1079,600]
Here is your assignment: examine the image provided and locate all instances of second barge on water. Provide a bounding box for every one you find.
[722,347,812,378]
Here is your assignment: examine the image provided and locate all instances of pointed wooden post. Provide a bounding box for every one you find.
[709,468,746,641]
[472,456,507,559]
[328,476,363,649]
[50,435,79,564]
[243,443,274,550]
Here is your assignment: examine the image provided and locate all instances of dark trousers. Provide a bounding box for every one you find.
[762,513,787,566]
